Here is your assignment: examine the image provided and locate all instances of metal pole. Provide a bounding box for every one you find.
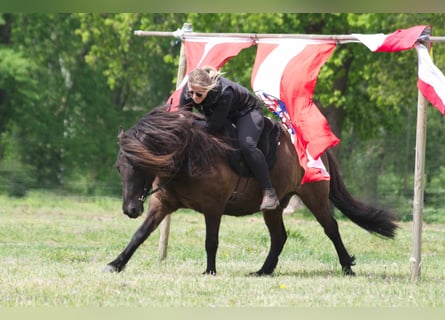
[134,29,445,44]
[158,22,192,262]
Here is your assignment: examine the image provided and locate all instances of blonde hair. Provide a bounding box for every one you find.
[188,66,222,92]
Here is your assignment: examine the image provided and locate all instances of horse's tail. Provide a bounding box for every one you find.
[327,150,398,239]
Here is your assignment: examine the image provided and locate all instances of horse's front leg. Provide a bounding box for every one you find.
[203,213,222,276]
[104,197,171,273]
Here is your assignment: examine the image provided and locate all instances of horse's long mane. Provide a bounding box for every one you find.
[119,105,231,177]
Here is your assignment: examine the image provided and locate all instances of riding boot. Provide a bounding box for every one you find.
[260,188,280,211]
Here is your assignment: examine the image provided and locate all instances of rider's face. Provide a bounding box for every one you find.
[188,84,208,104]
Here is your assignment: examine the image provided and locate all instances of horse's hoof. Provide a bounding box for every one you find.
[103,264,119,273]
[249,270,271,277]
[342,267,356,276]
[203,270,217,276]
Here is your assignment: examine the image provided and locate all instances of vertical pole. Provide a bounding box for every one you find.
[158,22,192,261]
[410,39,432,282]
[410,88,427,281]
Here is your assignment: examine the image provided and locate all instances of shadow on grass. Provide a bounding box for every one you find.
[246,268,412,281]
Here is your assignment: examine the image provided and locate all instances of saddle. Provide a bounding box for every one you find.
[223,117,281,177]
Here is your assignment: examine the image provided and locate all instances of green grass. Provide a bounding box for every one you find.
[0,191,444,307]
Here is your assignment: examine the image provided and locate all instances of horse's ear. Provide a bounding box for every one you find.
[118,127,125,139]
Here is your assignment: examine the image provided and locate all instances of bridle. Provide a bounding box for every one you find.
[138,176,174,203]
[138,184,157,202]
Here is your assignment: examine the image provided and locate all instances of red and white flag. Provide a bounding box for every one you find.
[167,37,254,110]
[251,39,340,183]
[355,25,445,115]
[353,25,428,52]
[416,44,445,115]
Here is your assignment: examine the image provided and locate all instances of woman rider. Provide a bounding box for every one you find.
[179,66,279,211]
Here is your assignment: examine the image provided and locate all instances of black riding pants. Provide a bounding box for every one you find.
[236,108,273,190]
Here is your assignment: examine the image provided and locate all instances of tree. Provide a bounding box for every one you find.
[75,13,187,109]
[1,13,444,205]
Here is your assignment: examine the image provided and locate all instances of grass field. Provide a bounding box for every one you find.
[0,191,444,308]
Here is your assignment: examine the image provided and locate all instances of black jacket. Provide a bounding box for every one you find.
[180,77,260,133]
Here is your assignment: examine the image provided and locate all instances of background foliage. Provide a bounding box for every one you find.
[1,13,445,220]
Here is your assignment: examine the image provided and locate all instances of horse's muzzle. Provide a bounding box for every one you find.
[123,203,144,218]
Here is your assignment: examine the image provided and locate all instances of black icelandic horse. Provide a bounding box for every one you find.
[105,105,398,276]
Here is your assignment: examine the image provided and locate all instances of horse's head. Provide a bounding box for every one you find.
[114,107,230,218]
[115,128,155,219]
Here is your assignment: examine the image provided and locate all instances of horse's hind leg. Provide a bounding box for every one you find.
[255,209,287,276]
[299,182,356,276]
